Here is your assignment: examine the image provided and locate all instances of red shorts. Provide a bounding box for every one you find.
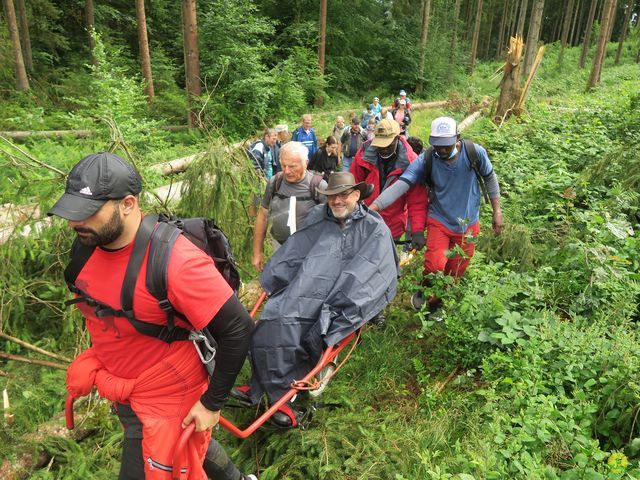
[423,217,480,278]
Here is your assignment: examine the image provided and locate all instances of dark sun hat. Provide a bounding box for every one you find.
[316,171,374,199]
[48,152,142,221]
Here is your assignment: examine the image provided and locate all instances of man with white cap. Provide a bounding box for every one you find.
[370,117,503,317]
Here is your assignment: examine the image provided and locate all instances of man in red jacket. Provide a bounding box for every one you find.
[350,119,428,245]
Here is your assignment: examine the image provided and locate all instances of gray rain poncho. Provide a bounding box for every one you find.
[249,203,398,404]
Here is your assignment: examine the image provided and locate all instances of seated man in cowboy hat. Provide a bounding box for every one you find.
[232,172,399,428]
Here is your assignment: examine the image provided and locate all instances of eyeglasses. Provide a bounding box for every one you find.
[328,189,355,200]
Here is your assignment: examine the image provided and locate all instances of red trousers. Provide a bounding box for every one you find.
[423,217,480,278]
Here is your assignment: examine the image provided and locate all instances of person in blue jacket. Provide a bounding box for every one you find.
[291,114,318,160]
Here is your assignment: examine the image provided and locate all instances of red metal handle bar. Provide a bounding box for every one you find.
[172,423,196,480]
[218,330,358,438]
[65,395,75,429]
[249,291,267,318]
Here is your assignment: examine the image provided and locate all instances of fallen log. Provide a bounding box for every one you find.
[458,96,492,132]
[152,152,206,176]
[151,140,247,176]
[410,100,448,110]
[0,130,94,141]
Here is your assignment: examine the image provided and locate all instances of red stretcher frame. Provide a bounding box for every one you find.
[64,290,359,480]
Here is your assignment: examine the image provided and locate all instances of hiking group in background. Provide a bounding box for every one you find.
[247,92,503,325]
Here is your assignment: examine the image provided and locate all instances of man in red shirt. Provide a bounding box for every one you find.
[48,152,255,480]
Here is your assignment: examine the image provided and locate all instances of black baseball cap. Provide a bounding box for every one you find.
[48,152,142,221]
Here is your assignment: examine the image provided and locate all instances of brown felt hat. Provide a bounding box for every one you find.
[316,172,374,199]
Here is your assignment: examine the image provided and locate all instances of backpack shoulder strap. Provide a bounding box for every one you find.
[463,139,490,203]
[64,239,96,287]
[120,214,158,317]
[309,172,324,202]
[423,147,434,188]
[463,139,479,171]
[271,171,284,198]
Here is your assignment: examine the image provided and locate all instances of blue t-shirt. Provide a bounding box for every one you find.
[399,142,493,233]
[292,128,318,159]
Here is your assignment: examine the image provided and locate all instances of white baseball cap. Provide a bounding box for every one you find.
[429,117,457,147]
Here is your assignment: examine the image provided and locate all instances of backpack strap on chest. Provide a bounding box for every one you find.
[272,172,323,203]
[463,139,490,203]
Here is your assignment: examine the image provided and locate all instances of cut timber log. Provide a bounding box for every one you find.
[152,152,206,175]
[458,97,492,132]
[410,100,448,110]
[0,130,94,140]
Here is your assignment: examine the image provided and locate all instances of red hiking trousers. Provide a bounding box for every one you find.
[423,217,480,278]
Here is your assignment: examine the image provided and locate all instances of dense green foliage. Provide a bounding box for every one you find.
[1,9,640,477]
[3,0,637,138]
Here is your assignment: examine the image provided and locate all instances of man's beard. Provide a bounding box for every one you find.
[74,206,124,246]
[330,204,354,220]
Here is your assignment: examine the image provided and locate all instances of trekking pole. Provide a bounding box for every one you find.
[65,394,75,429]
[249,291,267,318]
[172,422,195,480]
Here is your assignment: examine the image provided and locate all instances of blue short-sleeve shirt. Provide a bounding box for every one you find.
[399,142,493,233]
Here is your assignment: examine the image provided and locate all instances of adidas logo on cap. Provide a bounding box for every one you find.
[79,186,93,195]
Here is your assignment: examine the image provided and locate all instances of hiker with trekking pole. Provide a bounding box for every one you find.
[370,117,503,321]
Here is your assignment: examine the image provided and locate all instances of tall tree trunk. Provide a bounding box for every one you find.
[517,0,529,37]
[576,0,589,45]
[595,0,604,22]
[508,0,518,40]
[614,1,634,64]
[605,0,618,42]
[15,0,32,72]
[523,0,545,77]
[569,0,583,46]
[558,0,576,64]
[483,1,495,58]
[318,0,327,75]
[469,0,484,72]
[552,11,562,41]
[182,0,201,127]
[3,0,30,90]
[448,0,462,82]
[496,0,509,59]
[135,0,154,102]
[85,0,97,67]
[466,0,476,41]
[579,0,599,67]
[416,0,432,92]
[315,0,327,106]
[587,0,616,89]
